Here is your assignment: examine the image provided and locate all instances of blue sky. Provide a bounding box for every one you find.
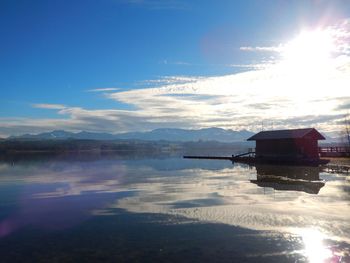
[1,0,350,136]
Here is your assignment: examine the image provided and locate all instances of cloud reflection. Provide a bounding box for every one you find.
[0,156,349,260]
[0,159,133,237]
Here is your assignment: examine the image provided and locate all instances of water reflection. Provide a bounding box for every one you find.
[0,155,349,261]
[251,164,325,194]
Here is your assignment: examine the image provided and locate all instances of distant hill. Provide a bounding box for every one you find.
[8,128,254,142]
[8,130,116,141]
[115,128,253,142]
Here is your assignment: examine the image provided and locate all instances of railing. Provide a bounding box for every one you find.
[318,147,350,153]
[248,148,255,153]
[322,164,350,174]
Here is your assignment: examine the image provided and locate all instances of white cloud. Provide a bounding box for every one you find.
[31,103,66,110]
[239,46,283,52]
[159,60,192,66]
[229,62,275,70]
[87,88,121,92]
[106,62,349,131]
[137,75,203,87]
[2,56,349,137]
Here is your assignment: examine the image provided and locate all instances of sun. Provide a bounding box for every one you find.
[259,27,343,117]
[280,29,336,73]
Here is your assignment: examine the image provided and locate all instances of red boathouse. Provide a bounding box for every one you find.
[247,128,325,161]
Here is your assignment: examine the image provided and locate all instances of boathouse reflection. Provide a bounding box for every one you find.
[250,164,325,194]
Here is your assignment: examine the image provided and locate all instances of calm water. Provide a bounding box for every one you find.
[0,154,349,262]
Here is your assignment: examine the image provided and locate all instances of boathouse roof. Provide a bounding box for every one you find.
[247,128,325,141]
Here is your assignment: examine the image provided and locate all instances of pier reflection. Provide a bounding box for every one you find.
[250,164,325,194]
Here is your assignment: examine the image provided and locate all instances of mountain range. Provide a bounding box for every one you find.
[8,128,254,143]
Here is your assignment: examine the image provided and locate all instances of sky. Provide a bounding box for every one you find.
[1,0,350,137]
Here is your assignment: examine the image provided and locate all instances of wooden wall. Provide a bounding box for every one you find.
[256,138,319,159]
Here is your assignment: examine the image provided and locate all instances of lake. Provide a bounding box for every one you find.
[0,154,349,262]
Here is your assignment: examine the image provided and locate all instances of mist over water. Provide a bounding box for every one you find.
[0,154,349,262]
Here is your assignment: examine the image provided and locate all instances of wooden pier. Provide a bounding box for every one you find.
[183,152,329,166]
[183,156,233,161]
[184,151,255,161]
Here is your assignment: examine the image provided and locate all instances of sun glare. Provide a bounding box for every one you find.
[280,29,336,73]
[297,228,334,263]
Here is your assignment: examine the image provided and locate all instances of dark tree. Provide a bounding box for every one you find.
[345,114,350,147]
